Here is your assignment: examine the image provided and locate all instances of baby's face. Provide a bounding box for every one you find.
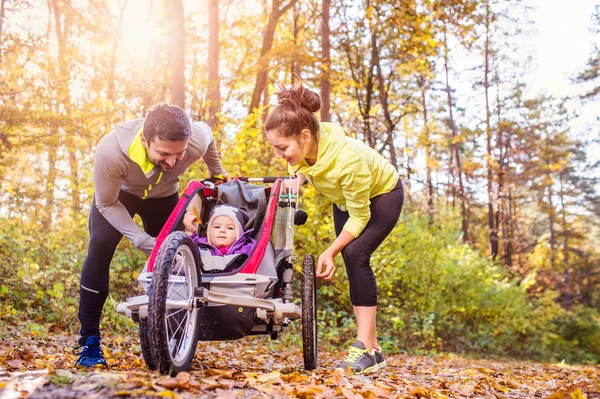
[209,215,237,248]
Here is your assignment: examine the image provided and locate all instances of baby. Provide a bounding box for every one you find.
[183,204,256,257]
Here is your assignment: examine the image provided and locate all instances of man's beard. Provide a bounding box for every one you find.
[153,159,177,172]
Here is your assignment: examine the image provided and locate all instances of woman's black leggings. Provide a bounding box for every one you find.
[333,179,404,307]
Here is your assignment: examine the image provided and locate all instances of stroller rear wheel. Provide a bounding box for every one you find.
[301,254,318,370]
[148,232,201,375]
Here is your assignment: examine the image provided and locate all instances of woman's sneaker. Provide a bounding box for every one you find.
[373,347,387,370]
[335,340,378,374]
[73,336,107,369]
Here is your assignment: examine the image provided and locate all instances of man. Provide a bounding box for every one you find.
[73,103,230,368]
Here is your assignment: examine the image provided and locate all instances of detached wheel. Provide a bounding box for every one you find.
[139,319,157,370]
[148,232,201,375]
[301,254,317,370]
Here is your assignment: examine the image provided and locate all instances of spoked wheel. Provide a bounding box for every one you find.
[301,254,317,370]
[148,232,201,375]
[139,319,157,370]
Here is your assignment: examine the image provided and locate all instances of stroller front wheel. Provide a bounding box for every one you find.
[139,319,157,370]
[148,232,201,375]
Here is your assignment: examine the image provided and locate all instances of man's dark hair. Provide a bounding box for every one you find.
[143,103,191,142]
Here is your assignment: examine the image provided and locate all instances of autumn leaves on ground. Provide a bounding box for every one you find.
[1,326,598,399]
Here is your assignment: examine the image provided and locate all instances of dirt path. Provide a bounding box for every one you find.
[1,331,598,398]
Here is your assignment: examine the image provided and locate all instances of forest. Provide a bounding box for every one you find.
[0,0,599,378]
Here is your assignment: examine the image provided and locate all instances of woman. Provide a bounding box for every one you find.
[264,84,404,373]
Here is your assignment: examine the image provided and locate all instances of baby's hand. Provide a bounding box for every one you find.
[183,212,197,235]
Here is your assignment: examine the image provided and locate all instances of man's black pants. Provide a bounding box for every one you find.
[78,191,178,345]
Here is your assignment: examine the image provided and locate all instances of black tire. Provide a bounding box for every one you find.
[139,319,157,370]
[148,231,201,375]
[301,254,317,370]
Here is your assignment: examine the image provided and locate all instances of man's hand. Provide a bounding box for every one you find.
[316,249,337,280]
[183,212,197,235]
[220,172,232,182]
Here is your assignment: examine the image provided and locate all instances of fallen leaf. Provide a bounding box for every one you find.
[341,386,365,399]
[411,386,432,398]
[257,370,281,382]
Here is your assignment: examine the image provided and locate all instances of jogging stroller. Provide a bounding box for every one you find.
[116,177,317,375]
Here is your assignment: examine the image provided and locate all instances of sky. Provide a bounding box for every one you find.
[524,0,597,98]
[523,0,599,135]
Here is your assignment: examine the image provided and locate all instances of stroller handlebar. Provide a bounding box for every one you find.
[237,176,307,184]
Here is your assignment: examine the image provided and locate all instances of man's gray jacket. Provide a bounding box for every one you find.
[93,118,226,254]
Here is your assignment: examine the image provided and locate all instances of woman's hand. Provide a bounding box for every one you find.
[283,174,305,194]
[315,231,355,281]
[182,212,197,235]
[283,178,300,194]
[316,249,337,280]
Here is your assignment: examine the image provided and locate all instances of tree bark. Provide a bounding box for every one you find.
[559,176,572,307]
[339,1,376,146]
[484,0,498,258]
[512,183,525,271]
[291,3,300,83]
[419,75,434,221]
[320,0,331,122]
[248,0,298,115]
[547,188,556,271]
[43,132,58,230]
[342,39,375,146]
[402,118,413,204]
[207,0,221,146]
[50,0,81,214]
[495,75,510,267]
[443,27,468,242]
[375,57,398,169]
[170,0,185,108]
[0,0,6,65]
[106,2,127,103]
[504,185,514,267]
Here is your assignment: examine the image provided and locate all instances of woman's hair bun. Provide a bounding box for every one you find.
[276,83,321,113]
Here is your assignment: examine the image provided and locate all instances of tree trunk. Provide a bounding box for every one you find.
[375,59,397,169]
[402,118,413,204]
[106,2,127,103]
[341,41,375,146]
[339,1,376,146]
[43,137,58,230]
[443,28,468,242]
[248,0,298,115]
[262,77,270,123]
[51,0,81,214]
[512,184,524,271]
[364,6,377,147]
[504,185,514,267]
[495,74,510,267]
[419,75,434,221]
[547,188,556,271]
[559,177,572,307]
[0,0,6,65]
[320,0,331,122]
[170,0,185,108]
[207,0,221,146]
[484,0,498,258]
[448,141,455,208]
[291,3,300,83]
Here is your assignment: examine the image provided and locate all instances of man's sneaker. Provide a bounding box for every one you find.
[335,340,378,374]
[373,347,387,370]
[73,336,107,369]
